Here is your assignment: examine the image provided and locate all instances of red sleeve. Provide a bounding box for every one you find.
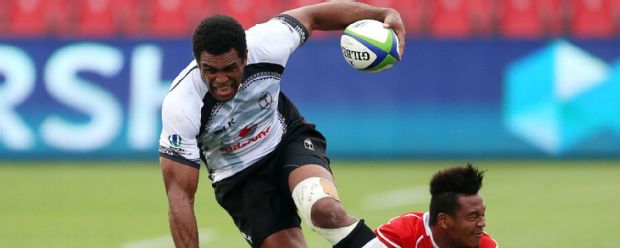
[374,212,423,248]
[480,232,499,248]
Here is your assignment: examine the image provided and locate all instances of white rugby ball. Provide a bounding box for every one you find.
[340,19,400,72]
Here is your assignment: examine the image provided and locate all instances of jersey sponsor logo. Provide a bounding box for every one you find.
[220,125,271,152]
[214,118,237,135]
[258,91,273,109]
[239,124,257,138]
[168,134,183,148]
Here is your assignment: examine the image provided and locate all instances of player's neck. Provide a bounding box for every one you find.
[430,226,458,248]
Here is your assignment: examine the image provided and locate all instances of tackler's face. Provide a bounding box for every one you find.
[446,193,487,248]
[198,48,247,102]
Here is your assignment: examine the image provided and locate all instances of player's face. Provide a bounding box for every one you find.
[198,48,247,102]
[447,194,486,248]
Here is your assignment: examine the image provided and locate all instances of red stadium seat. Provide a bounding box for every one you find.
[6,0,52,36]
[429,0,472,37]
[615,0,620,34]
[537,0,565,36]
[5,0,75,37]
[146,0,209,37]
[469,0,497,36]
[214,0,282,29]
[570,0,616,37]
[500,0,542,37]
[0,2,8,34]
[74,0,119,37]
[499,0,563,38]
[48,0,75,35]
[116,0,148,37]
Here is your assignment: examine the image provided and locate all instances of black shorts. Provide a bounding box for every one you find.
[213,123,331,248]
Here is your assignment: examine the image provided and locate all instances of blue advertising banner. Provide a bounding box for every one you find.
[1,38,619,159]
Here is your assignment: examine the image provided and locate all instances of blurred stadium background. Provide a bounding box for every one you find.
[1,0,620,247]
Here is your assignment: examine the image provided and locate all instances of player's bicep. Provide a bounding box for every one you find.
[246,15,309,66]
[160,156,199,200]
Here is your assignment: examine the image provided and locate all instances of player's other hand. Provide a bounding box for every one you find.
[382,8,405,60]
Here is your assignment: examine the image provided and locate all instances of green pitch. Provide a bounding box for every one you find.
[1,160,619,247]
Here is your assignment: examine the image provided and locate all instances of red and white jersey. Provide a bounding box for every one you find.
[374,212,498,248]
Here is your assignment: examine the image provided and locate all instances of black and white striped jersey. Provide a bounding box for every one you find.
[159,15,309,182]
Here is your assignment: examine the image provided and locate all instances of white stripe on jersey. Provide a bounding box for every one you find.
[376,227,402,248]
[423,212,440,248]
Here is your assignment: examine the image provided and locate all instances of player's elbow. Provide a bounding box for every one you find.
[166,187,196,207]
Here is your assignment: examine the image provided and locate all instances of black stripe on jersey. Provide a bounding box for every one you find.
[239,62,285,92]
[273,14,310,45]
[243,62,284,77]
[197,93,219,178]
[159,146,201,169]
[277,91,304,128]
[169,65,198,93]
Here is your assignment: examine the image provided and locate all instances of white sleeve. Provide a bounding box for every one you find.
[246,14,310,66]
[158,90,202,168]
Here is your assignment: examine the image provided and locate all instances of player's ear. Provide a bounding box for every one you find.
[242,49,248,65]
[437,213,450,229]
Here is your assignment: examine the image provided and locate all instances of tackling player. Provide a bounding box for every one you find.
[369,164,499,248]
[158,1,406,248]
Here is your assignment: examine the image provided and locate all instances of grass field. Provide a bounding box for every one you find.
[1,160,619,247]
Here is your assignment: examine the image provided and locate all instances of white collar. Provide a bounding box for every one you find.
[423,212,440,248]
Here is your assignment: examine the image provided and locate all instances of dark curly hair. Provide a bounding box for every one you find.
[428,163,485,225]
[192,15,247,61]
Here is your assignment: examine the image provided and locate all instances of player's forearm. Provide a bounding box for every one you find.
[168,200,199,248]
[160,157,201,247]
[286,2,394,31]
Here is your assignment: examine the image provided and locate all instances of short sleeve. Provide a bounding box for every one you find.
[159,92,202,168]
[375,213,420,248]
[245,14,310,66]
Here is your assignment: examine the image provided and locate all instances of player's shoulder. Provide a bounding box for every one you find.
[375,211,427,248]
[382,211,424,226]
[162,61,206,118]
[480,231,499,248]
[378,211,426,233]
[164,61,204,100]
[399,211,425,220]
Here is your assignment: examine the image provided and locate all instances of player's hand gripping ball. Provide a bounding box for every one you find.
[340,19,400,72]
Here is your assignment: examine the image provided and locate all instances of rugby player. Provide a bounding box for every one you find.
[158,2,406,247]
[370,164,499,248]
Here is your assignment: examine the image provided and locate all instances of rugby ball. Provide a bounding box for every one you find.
[340,19,400,72]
